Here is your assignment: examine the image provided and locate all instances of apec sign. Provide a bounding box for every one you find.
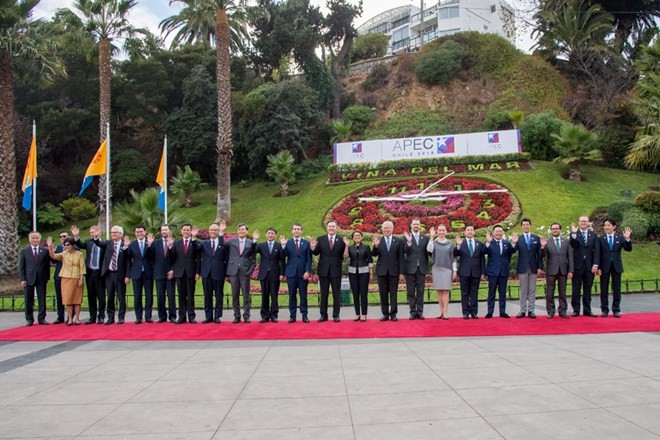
[333,129,521,164]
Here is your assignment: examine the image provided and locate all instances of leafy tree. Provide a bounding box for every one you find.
[415,40,467,84]
[37,203,65,228]
[520,111,566,160]
[343,105,375,134]
[169,165,207,208]
[266,150,297,197]
[330,119,352,144]
[351,33,389,62]
[111,149,152,200]
[551,123,602,181]
[115,187,186,235]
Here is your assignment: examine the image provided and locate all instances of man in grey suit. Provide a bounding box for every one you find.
[403,219,430,320]
[542,222,573,319]
[19,231,52,326]
[226,223,257,324]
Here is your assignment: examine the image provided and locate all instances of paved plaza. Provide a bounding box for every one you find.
[0,294,659,439]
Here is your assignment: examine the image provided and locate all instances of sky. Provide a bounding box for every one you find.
[33,0,535,52]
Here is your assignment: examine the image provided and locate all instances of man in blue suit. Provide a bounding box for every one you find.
[125,224,155,324]
[196,222,228,323]
[254,227,285,323]
[597,219,632,318]
[570,215,600,317]
[484,225,516,318]
[150,224,176,323]
[513,218,543,319]
[281,223,312,323]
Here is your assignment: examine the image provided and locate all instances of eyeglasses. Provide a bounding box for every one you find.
[59,235,68,238]
[63,243,72,247]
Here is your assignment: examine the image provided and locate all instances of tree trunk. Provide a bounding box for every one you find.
[98,37,112,230]
[330,34,354,119]
[184,193,192,208]
[215,7,232,224]
[0,50,20,278]
[280,181,289,197]
[569,164,582,181]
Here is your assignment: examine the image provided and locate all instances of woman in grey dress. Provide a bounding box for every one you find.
[427,224,457,319]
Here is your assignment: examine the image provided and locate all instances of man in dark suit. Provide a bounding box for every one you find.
[169,224,200,324]
[372,220,404,322]
[150,224,176,323]
[597,219,632,318]
[19,231,51,326]
[403,219,430,320]
[570,215,600,317]
[226,223,257,324]
[542,222,573,319]
[513,218,543,319]
[280,223,312,323]
[72,224,105,324]
[254,227,285,323]
[124,224,154,324]
[196,222,227,323]
[51,231,70,324]
[454,225,486,319]
[312,220,346,322]
[484,225,516,318]
[94,225,129,325]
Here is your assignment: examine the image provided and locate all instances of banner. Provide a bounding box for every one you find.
[79,139,108,195]
[21,137,37,211]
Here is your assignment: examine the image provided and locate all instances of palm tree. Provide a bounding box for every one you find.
[169,165,207,207]
[266,150,297,197]
[160,0,250,224]
[0,0,65,278]
[115,188,186,235]
[59,0,142,227]
[330,119,352,144]
[552,123,603,181]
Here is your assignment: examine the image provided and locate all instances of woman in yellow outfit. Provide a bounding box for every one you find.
[47,236,86,325]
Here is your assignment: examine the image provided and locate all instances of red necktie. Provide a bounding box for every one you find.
[295,239,299,254]
[33,247,38,262]
[329,236,333,250]
[184,239,188,254]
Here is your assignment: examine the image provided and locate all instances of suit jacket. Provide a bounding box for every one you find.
[225,237,256,277]
[347,244,373,273]
[598,233,632,274]
[570,229,600,271]
[485,239,515,277]
[125,239,154,279]
[170,238,200,278]
[256,241,285,280]
[282,237,312,278]
[93,239,128,278]
[313,235,346,278]
[74,238,105,270]
[149,237,173,281]
[372,235,404,277]
[513,233,544,273]
[18,245,51,285]
[544,236,573,276]
[403,234,430,274]
[196,237,228,280]
[454,239,486,278]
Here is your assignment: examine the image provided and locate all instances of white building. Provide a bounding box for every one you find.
[357,0,515,54]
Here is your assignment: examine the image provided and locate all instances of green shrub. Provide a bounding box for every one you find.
[396,52,419,74]
[414,40,467,84]
[621,208,649,241]
[361,64,389,92]
[60,197,97,221]
[364,110,453,139]
[634,191,660,213]
[647,212,660,237]
[484,108,513,130]
[607,200,636,223]
[351,33,390,62]
[37,203,65,228]
[520,112,566,160]
[343,105,376,134]
[298,154,332,179]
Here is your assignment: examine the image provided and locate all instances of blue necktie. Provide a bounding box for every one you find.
[468,240,474,256]
[608,235,613,250]
[268,242,273,254]
[526,234,531,250]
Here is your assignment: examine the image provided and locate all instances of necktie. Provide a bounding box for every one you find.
[211,240,216,256]
[110,242,118,271]
[163,240,168,256]
[386,237,391,251]
[608,235,613,250]
[184,239,188,254]
[555,238,560,250]
[295,239,299,254]
[91,244,98,268]
[268,241,273,254]
[140,240,144,256]
[468,240,474,256]
[239,240,244,254]
[526,234,531,250]
[583,231,588,245]
[414,234,419,245]
[33,247,38,262]
[329,236,334,250]
[496,240,501,255]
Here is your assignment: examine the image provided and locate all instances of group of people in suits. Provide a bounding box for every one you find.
[18,214,632,326]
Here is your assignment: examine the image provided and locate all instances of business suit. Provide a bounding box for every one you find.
[346,244,373,316]
[196,236,227,322]
[18,245,51,324]
[282,237,312,320]
[256,241,285,321]
[53,244,66,322]
[598,233,632,315]
[226,237,256,320]
[74,237,106,323]
[513,233,543,315]
[313,235,346,320]
[150,237,176,322]
[570,229,600,315]
[543,236,573,317]
[125,239,154,322]
[170,237,200,322]
[485,239,516,316]
[372,236,404,319]
[94,239,128,323]
[403,233,430,318]
[454,238,486,318]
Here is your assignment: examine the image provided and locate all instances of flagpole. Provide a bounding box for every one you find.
[164,135,168,223]
[32,120,37,231]
[106,122,110,239]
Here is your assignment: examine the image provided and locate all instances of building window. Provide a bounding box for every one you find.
[439,0,459,5]
[392,27,409,43]
[438,6,459,19]
[392,16,410,29]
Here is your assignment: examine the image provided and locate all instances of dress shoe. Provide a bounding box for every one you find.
[157,318,167,323]
[500,313,510,319]
[117,319,125,324]
[259,319,269,323]
[601,313,608,318]
[175,318,187,324]
[135,319,142,324]
[145,319,153,323]
[528,312,536,319]
[53,319,64,325]
[613,312,621,318]
[202,319,212,324]
[244,318,251,324]
[409,315,416,320]
[189,319,197,324]
[559,313,569,319]
[302,317,309,323]
[516,312,525,319]
[485,313,493,319]
[38,321,49,325]
[169,317,177,323]
[380,315,389,322]
[26,321,34,327]
[333,317,341,322]
[471,315,479,319]
[288,317,296,323]
[318,317,328,322]
[97,318,104,324]
[271,318,278,323]
[232,317,240,324]
[104,319,115,325]
[390,316,398,322]
[84,319,95,325]
[418,315,425,320]
[462,315,469,319]
[572,312,580,317]
[547,313,555,319]
[584,312,597,318]
[214,318,222,323]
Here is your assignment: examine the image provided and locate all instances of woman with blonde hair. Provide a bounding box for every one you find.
[427,224,457,319]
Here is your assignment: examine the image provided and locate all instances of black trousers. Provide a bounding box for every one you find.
[24,282,47,323]
[202,277,224,320]
[287,276,308,318]
[155,278,176,321]
[546,273,568,315]
[487,275,508,315]
[349,272,369,315]
[176,276,196,321]
[105,271,126,321]
[132,274,154,320]
[230,269,251,319]
[600,271,622,314]
[319,275,341,319]
[406,269,425,317]
[377,275,399,317]
[459,276,480,317]
[260,276,281,319]
[85,269,105,321]
[571,267,594,314]
[53,278,65,321]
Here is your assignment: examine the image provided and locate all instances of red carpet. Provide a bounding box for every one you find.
[1,313,659,341]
